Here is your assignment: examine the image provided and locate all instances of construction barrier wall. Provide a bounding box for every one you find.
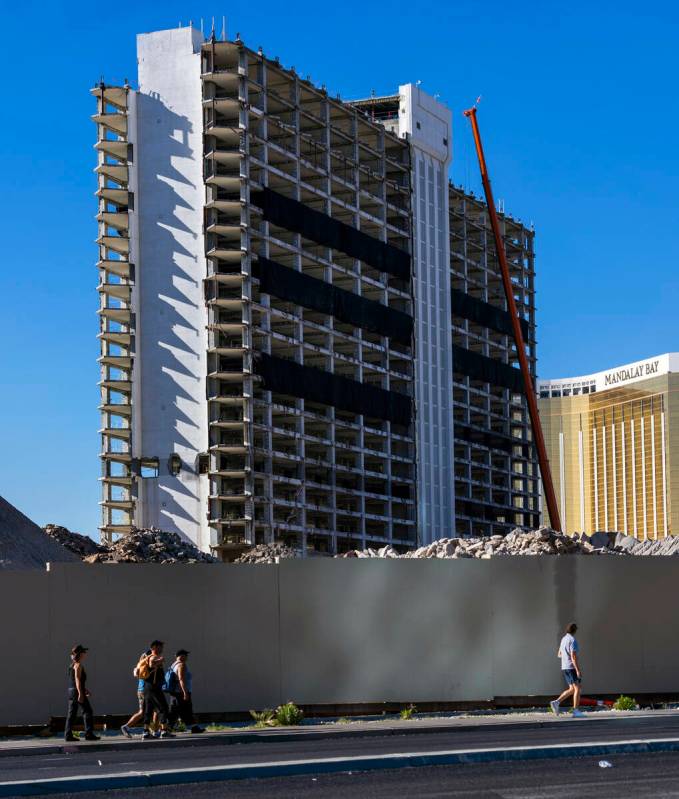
[2,557,679,725]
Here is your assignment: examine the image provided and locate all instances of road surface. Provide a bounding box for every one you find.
[28,752,679,798]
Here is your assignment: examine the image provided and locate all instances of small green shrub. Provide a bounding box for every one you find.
[205,723,232,732]
[613,695,638,711]
[399,704,417,720]
[275,702,304,726]
[337,717,351,724]
[249,709,277,728]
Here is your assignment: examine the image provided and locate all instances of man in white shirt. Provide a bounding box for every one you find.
[549,622,584,717]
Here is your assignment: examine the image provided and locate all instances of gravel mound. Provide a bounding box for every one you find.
[0,496,80,570]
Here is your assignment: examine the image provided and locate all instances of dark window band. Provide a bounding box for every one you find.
[453,422,531,459]
[253,352,412,426]
[252,257,413,345]
[452,345,526,394]
[454,495,539,527]
[251,188,410,280]
[451,289,529,341]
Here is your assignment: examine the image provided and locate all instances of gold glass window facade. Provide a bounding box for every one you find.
[539,368,679,539]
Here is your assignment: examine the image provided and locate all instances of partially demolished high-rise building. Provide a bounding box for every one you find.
[93,26,538,555]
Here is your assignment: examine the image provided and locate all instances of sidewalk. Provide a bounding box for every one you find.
[0,707,669,758]
[2,709,679,797]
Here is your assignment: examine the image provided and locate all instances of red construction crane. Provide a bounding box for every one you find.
[463,105,562,532]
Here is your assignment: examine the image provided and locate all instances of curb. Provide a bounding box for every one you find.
[1,736,679,796]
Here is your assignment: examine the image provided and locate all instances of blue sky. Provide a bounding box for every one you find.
[1,0,677,534]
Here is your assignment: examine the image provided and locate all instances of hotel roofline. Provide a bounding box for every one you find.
[538,353,679,396]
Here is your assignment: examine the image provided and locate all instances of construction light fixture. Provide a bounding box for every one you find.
[168,453,182,476]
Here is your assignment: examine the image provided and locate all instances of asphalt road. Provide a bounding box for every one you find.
[3,713,679,785]
[30,752,679,798]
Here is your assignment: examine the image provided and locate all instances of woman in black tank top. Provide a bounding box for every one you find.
[64,645,99,741]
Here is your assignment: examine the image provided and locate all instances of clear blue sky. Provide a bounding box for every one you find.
[1,0,677,535]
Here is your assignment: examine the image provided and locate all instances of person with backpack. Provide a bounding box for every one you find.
[65,645,100,742]
[550,622,585,718]
[139,640,174,739]
[120,648,152,738]
[165,650,203,734]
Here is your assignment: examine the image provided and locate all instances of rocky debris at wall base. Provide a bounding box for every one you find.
[234,543,301,564]
[43,524,103,557]
[44,525,217,564]
[340,527,676,559]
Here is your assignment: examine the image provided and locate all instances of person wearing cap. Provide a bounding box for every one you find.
[65,645,100,741]
[141,640,173,739]
[167,650,203,734]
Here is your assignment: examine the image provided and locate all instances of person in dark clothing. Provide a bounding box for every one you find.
[141,640,174,739]
[65,645,100,742]
[167,650,203,734]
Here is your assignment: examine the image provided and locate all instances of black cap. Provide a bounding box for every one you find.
[176,649,190,657]
[150,640,164,648]
[71,644,88,656]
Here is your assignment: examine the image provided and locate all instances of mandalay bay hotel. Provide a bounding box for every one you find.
[538,354,679,539]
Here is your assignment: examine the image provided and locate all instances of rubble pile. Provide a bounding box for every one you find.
[234,543,300,564]
[618,534,679,556]
[341,528,623,560]
[43,524,103,558]
[82,528,218,564]
[42,526,218,564]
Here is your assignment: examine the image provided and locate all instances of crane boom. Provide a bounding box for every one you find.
[463,105,562,532]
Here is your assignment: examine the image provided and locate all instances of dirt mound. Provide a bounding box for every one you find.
[0,496,80,570]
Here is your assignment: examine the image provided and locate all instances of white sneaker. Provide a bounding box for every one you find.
[120,724,133,739]
[572,709,585,718]
[549,700,560,716]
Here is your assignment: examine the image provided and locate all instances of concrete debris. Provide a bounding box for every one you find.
[0,496,80,570]
[615,533,679,556]
[85,528,218,564]
[234,543,301,564]
[340,527,679,560]
[43,525,217,564]
[43,524,103,558]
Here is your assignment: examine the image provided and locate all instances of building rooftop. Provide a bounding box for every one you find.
[538,353,679,396]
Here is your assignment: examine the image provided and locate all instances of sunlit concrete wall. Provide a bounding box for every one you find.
[2,558,679,725]
[134,27,210,549]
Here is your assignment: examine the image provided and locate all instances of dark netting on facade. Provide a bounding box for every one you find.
[251,188,410,279]
[451,289,529,341]
[253,352,412,426]
[455,497,539,527]
[453,422,531,459]
[253,257,413,345]
[452,345,524,394]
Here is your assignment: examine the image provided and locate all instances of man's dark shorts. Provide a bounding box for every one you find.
[562,668,581,686]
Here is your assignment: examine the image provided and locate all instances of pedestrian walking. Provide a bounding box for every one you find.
[140,640,174,739]
[120,649,151,738]
[166,650,203,734]
[550,622,584,717]
[64,645,100,741]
